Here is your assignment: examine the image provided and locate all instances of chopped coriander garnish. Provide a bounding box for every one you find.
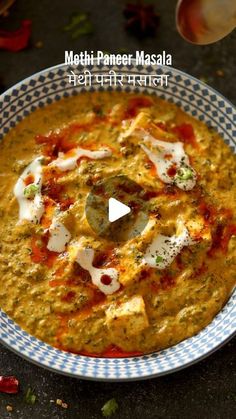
[155,255,164,264]
[63,12,93,39]
[25,387,36,405]
[101,398,118,417]
[177,167,193,181]
[24,184,39,198]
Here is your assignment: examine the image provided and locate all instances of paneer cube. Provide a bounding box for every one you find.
[121,111,150,139]
[186,215,211,243]
[106,295,149,337]
[120,110,173,142]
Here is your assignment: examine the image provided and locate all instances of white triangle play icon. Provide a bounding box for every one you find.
[108,198,131,223]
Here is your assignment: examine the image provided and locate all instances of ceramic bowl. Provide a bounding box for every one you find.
[0,62,235,381]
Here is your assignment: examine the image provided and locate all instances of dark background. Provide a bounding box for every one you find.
[0,1,235,418]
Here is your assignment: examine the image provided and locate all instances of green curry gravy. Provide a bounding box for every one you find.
[0,92,235,356]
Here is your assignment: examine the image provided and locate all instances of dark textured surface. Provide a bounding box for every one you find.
[0,1,235,418]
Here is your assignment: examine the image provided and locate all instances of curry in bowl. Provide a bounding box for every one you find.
[0,92,235,357]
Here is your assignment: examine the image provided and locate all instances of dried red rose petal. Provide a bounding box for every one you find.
[0,20,32,52]
[0,376,19,394]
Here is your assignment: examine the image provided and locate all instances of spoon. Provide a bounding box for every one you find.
[176,0,236,45]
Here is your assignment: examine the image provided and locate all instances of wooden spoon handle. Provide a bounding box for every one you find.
[176,0,236,44]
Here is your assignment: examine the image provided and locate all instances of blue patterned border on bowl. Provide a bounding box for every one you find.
[0,63,235,381]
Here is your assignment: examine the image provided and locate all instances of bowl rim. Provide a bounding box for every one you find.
[0,60,235,113]
[0,62,235,381]
[1,325,235,382]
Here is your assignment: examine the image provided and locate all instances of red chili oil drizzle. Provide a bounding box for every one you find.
[61,291,76,303]
[79,345,143,358]
[124,96,153,119]
[143,184,181,203]
[146,159,178,181]
[150,276,176,293]
[198,199,235,256]
[208,223,224,256]
[142,189,158,200]
[155,121,167,131]
[128,200,141,213]
[100,344,143,358]
[31,234,57,268]
[142,267,176,293]
[49,260,91,288]
[68,263,92,285]
[35,96,153,161]
[146,158,157,177]
[50,249,119,290]
[93,184,106,196]
[160,273,176,290]
[100,274,112,285]
[208,223,236,256]
[58,344,143,358]
[42,171,63,200]
[198,201,217,225]
[175,254,184,270]
[49,277,67,287]
[35,115,113,160]
[164,153,173,160]
[172,123,198,148]
[60,197,75,211]
[0,376,19,394]
[139,267,176,291]
[40,197,55,229]
[42,171,75,211]
[167,163,177,177]
[24,174,34,185]
[35,130,77,160]
[139,268,151,280]
[93,249,119,269]
[35,123,96,159]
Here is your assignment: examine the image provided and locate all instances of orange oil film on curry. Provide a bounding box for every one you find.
[0,92,235,356]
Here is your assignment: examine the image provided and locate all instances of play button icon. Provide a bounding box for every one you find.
[85,175,149,241]
[108,198,131,222]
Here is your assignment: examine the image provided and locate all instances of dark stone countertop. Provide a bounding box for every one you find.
[0,1,235,418]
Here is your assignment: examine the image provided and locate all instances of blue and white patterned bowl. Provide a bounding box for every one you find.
[0,63,235,381]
